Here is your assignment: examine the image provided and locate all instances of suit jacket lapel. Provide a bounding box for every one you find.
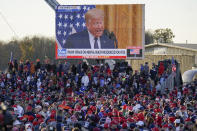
[83,30,91,48]
[100,34,107,49]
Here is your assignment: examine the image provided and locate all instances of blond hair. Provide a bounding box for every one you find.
[85,8,104,23]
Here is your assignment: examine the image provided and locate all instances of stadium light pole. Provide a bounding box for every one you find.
[44,0,60,11]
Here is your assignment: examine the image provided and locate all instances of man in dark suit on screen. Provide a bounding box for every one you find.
[65,8,116,49]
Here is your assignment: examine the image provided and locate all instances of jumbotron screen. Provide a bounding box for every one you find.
[55,4,145,59]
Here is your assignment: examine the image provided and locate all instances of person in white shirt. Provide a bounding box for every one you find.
[156,81,161,93]
[81,73,89,87]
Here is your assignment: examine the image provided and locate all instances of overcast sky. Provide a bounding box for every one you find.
[0,0,197,43]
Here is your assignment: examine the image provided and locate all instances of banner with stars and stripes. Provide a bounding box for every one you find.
[55,5,95,49]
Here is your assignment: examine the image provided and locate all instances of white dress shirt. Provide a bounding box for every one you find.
[88,31,101,49]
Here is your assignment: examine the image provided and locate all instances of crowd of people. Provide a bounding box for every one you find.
[0,59,197,131]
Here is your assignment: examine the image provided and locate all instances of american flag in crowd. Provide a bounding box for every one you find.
[172,56,176,72]
[10,51,13,63]
[130,49,140,55]
[56,5,95,48]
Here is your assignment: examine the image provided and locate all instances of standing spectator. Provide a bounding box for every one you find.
[35,59,41,71]
[30,62,35,75]
[82,62,88,73]
[13,59,18,72]
[72,65,77,75]
[144,62,149,77]
[150,63,157,82]
[155,81,161,95]
[81,73,89,87]
[8,61,13,73]
[57,61,63,77]
[158,62,165,76]
[18,60,24,76]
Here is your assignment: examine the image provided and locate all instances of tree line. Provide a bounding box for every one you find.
[0,28,175,71]
[0,36,55,71]
[145,28,175,45]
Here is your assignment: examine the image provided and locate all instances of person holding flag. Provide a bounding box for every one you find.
[172,56,176,77]
[172,56,176,72]
[8,52,14,72]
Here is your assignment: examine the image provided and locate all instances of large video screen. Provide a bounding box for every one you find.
[55,4,145,59]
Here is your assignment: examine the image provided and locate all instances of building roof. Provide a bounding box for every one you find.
[167,43,197,50]
[145,43,197,52]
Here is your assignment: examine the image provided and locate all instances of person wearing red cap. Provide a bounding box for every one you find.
[127,118,135,123]
[120,122,128,131]
[162,123,169,130]
[93,127,101,131]
[48,113,56,123]
[110,120,119,130]
[28,115,35,122]
[152,127,160,131]
[25,105,35,118]
[155,113,162,128]
[32,120,39,127]
[103,123,110,131]
[13,103,24,118]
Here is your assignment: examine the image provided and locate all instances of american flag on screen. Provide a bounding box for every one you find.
[130,49,140,54]
[56,5,95,48]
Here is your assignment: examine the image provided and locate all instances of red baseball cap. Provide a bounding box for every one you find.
[104,123,109,128]
[122,123,127,129]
